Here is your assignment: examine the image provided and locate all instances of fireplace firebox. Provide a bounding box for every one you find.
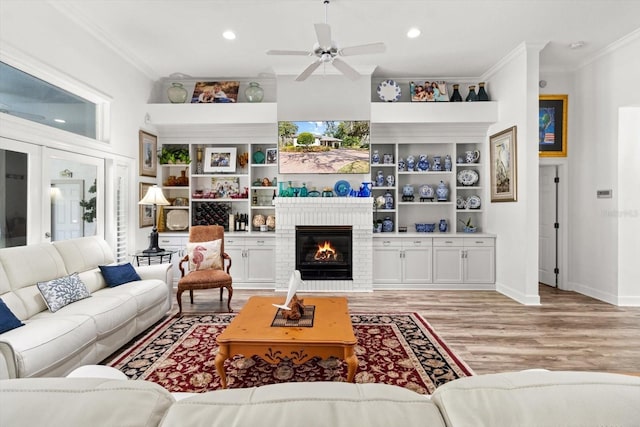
[295,225,352,280]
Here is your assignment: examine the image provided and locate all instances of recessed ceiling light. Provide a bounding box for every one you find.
[407,27,421,39]
[53,118,66,123]
[569,41,585,49]
[222,30,236,40]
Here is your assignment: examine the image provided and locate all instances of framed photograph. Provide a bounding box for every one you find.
[265,148,278,164]
[191,81,239,103]
[139,130,157,177]
[211,176,240,198]
[204,147,237,173]
[539,94,568,157]
[139,182,154,227]
[490,126,518,202]
[410,80,449,102]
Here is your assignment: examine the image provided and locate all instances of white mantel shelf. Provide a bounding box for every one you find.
[370,101,498,124]
[146,103,278,127]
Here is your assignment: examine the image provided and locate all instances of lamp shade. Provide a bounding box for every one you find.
[139,185,170,206]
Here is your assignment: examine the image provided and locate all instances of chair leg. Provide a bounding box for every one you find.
[219,287,223,301]
[226,286,233,313]
[176,289,184,315]
[189,289,194,304]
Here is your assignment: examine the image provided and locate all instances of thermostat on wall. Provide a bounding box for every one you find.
[597,189,612,198]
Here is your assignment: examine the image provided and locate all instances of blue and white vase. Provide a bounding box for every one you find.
[417,155,430,171]
[376,170,385,187]
[444,155,452,172]
[439,219,448,232]
[397,158,405,171]
[382,216,394,232]
[406,155,415,172]
[436,181,449,201]
[372,150,380,164]
[384,191,394,209]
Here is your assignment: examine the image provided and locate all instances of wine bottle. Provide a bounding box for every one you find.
[252,190,258,206]
[272,189,276,205]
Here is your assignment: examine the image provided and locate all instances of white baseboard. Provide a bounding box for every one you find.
[496,282,541,305]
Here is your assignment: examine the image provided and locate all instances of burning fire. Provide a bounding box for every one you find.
[314,241,337,261]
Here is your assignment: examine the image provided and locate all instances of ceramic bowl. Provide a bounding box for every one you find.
[415,223,436,232]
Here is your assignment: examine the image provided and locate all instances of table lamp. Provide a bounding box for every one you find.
[138,185,170,253]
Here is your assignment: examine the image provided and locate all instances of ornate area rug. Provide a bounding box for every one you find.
[107,312,472,395]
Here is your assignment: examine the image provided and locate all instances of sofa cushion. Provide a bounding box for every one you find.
[0,377,174,427]
[52,236,115,276]
[186,239,222,271]
[37,273,91,313]
[99,263,141,287]
[0,298,24,333]
[431,370,640,427]
[161,382,445,427]
[97,279,168,315]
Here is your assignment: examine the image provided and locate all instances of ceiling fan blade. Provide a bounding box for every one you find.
[339,42,386,57]
[266,49,312,56]
[331,58,360,80]
[314,23,332,48]
[295,60,322,81]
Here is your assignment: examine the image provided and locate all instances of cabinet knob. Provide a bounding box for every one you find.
[382,240,391,246]
[444,240,454,244]
[475,240,484,244]
[257,240,265,245]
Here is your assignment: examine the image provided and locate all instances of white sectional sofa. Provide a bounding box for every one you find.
[1,370,640,426]
[0,236,172,379]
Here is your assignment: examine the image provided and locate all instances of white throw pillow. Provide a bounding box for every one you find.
[37,273,91,312]
[186,239,223,271]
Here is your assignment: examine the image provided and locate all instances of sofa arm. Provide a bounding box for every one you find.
[135,263,173,285]
[0,342,17,379]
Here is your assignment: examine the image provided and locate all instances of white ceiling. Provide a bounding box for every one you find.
[35,0,640,81]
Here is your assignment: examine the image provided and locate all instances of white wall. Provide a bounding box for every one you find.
[569,30,640,305]
[0,1,153,251]
[483,43,544,305]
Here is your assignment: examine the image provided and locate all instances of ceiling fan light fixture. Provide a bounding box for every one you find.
[407,27,421,39]
[222,30,236,40]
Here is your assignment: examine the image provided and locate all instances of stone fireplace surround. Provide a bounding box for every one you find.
[275,197,373,292]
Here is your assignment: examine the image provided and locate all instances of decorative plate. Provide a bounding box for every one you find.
[419,184,434,199]
[456,195,466,209]
[467,195,481,209]
[457,169,479,186]
[377,79,402,102]
[252,150,265,164]
[334,180,351,197]
[166,210,189,231]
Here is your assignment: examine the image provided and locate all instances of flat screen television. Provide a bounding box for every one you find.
[278,120,370,174]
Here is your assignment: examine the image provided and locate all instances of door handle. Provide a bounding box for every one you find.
[45,231,51,238]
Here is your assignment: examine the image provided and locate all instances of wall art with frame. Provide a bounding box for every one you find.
[539,94,568,157]
[139,130,158,177]
[139,182,154,227]
[204,147,237,173]
[490,126,518,202]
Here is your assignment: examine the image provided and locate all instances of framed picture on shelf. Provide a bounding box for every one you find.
[139,182,154,227]
[266,148,278,164]
[410,80,449,102]
[138,130,157,177]
[204,147,237,173]
[490,126,518,202]
[539,94,568,157]
[211,176,240,198]
[191,81,239,103]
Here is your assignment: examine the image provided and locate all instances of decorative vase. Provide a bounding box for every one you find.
[167,82,188,103]
[439,219,448,232]
[383,153,394,164]
[299,182,308,197]
[244,81,264,103]
[406,155,415,172]
[436,181,449,201]
[384,191,394,209]
[359,182,372,197]
[450,84,463,102]
[376,170,385,187]
[386,174,395,187]
[372,150,380,164]
[417,155,430,171]
[196,146,203,174]
[477,82,489,101]
[382,216,394,232]
[465,85,478,102]
[432,156,441,171]
[444,155,452,172]
[397,157,405,171]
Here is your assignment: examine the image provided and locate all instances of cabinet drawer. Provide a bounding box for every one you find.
[248,238,275,247]
[463,238,494,247]
[401,238,432,248]
[373,238,402,248]
[433,237,462,247]
[158,236,187,246]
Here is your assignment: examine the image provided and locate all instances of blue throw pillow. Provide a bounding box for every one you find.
[0,298,25,334]
[99,263,141,287]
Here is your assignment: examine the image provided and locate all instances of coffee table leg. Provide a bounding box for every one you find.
[345,351,358,383]
[214,344,229,389]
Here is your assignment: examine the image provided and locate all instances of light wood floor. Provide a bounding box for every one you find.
[174,285,640,376]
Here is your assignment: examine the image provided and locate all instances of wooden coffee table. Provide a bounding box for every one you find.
[214,296,358,389]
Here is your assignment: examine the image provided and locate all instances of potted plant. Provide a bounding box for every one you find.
[459,217,477,233]
[158,146,191,164]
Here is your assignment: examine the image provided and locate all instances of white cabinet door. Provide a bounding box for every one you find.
[157,234,187,285]
[464,246,495,283]
[224,237,247,282]
[402,239,432,284]
[433,246,464,283]
[245,238,275,283]
[372,239,402,284]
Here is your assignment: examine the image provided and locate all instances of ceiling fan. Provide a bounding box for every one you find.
[266,0,386,81]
